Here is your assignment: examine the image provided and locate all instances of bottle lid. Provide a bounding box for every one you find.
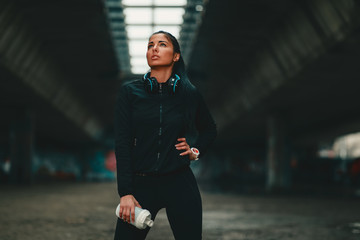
[145,219,154,227]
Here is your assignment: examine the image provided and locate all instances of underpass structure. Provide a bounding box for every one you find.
[1,0,360,191]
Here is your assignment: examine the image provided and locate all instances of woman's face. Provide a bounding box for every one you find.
[146,33,179,69]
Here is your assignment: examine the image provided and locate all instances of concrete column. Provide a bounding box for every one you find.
[78,150,91,182]
[9,109,34,184]
[266,115,291,191]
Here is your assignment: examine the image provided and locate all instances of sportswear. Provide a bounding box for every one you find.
[114,78,217,197]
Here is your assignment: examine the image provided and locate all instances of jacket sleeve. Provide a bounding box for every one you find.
[114,83,133,197]
[193,89,217,158]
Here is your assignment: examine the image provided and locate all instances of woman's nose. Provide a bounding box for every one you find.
[153,44,159,52]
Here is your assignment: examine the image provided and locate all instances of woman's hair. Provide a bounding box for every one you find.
[149,30,195,93]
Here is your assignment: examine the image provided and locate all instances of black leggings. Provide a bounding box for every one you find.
[114,166,202,240]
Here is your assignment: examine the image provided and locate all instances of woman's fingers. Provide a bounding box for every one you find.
[175,138,191,156]
[175,142,188,147]
[119,195,142,224]
[125,208,130,222]
[119,206,123,219]
[131,206,136,223]
[176,145,188,150]
[135,199,142,209]
[179,149,197,160]
[175,139,189,149]
[120,207,125,221]
[176,144,190,152]
[180,149,191,156]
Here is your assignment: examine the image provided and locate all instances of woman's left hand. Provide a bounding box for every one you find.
[175,138,197,161]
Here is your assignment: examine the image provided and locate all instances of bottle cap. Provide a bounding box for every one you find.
[145,219,154,227]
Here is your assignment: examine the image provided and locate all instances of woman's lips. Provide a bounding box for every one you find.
[151,55,159,60]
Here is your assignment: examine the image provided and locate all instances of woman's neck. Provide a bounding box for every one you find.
[150,68,173,83]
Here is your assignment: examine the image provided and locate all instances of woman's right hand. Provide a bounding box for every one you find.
[119,195,142,223]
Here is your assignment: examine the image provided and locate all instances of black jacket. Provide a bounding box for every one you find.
[114,78,217,197]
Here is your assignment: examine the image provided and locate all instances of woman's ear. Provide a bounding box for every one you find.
[173,53,180,62]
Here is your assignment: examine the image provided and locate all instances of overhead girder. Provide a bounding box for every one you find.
[0,1,105,141]
[0,0,126,146]
[187,0,360,146]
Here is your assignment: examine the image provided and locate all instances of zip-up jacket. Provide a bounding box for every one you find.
[114,78,217,197]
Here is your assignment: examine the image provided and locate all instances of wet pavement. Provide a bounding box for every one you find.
[0,181,360,240]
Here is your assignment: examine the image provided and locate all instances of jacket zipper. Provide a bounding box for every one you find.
[156,83,163,171]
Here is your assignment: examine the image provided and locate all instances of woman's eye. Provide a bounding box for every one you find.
[147,45,153,49]
[160,43,166,47]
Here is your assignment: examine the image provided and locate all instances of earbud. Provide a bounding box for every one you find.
[167,74,180,94]
[144,75,159,93]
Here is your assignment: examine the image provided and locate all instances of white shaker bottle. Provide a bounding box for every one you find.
[115,204,154,229]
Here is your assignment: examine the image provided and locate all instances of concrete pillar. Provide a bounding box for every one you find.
[266,115,291,191]
[9,109,34,184]
[78,150,91,182]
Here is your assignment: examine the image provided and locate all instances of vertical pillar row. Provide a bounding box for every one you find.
[9,109,34,184]
[266,115,291,191]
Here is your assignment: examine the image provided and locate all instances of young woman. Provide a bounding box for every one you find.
[114,31,217,239]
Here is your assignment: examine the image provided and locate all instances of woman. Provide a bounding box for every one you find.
[114,31,217,239]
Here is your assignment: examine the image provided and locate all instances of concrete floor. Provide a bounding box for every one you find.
[0,182,360,240]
